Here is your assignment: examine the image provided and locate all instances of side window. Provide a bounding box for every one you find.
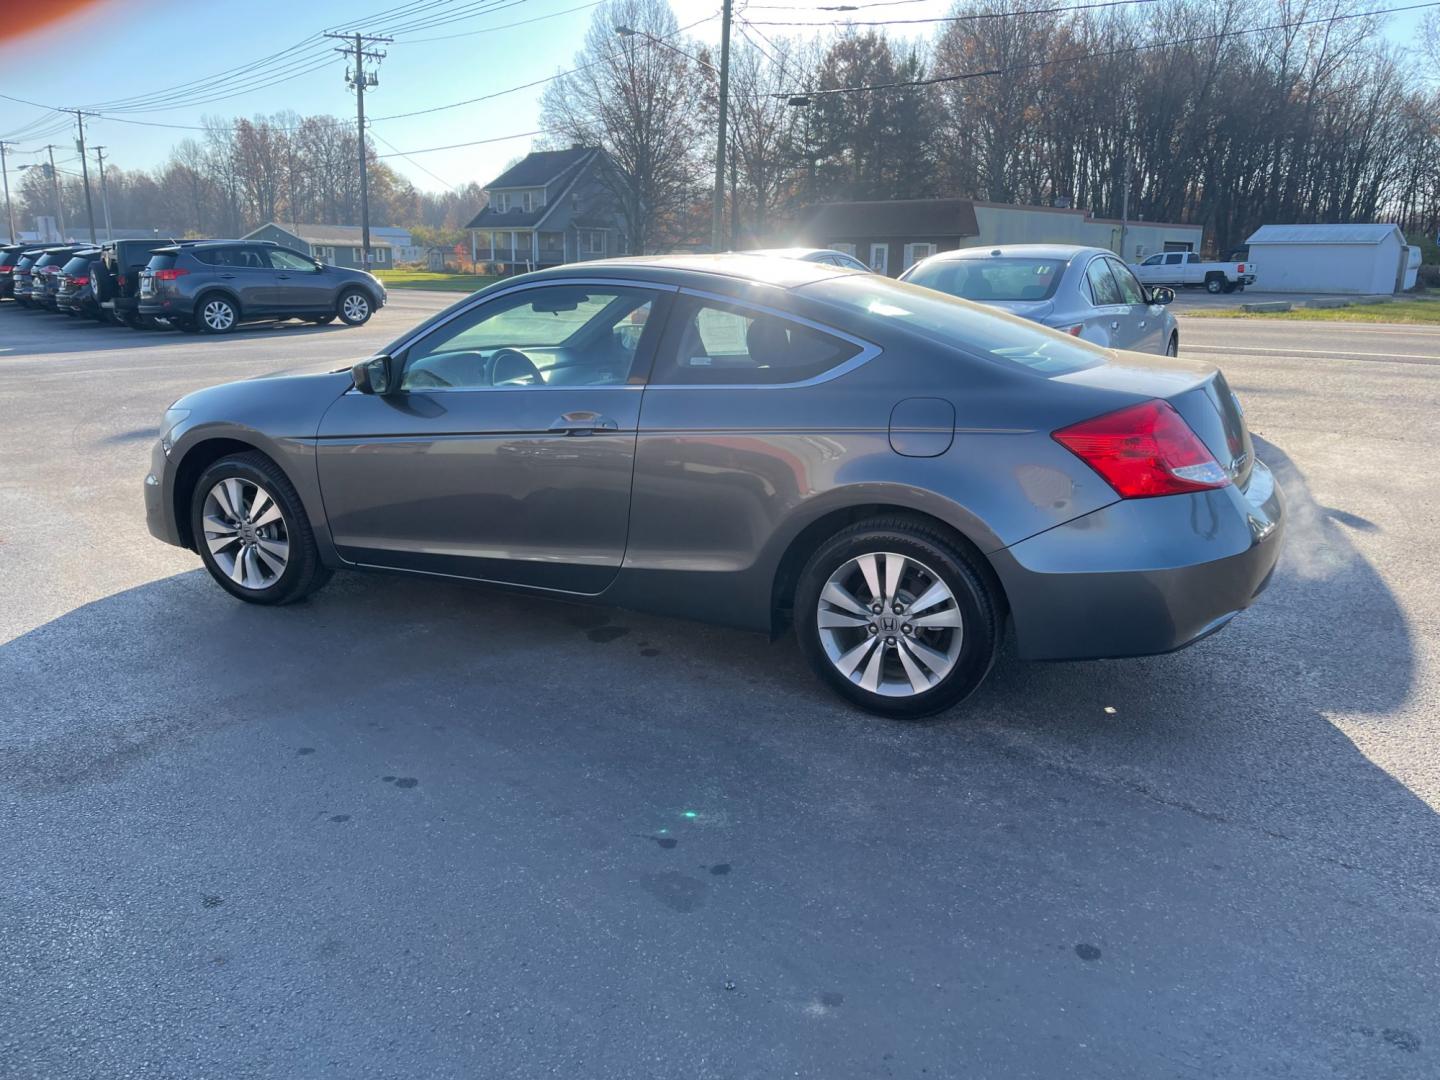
[1163,252,1183,265]
[269,249,317,271]
[1107,259,1146,304]
[192,248,220,266]
[654,298,862,386]
[1186,252,1201,264]
[1142,254,1163,266]
[1085,259,1123,306]
[400,285,660,391]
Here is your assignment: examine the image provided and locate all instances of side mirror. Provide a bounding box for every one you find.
[1148,286,1175,306]
[352,354,395,394]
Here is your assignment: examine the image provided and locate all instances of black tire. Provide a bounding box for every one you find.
[196,293,239,334]
[1205,275,1224,294]
[336,287,373,326]
[793,516,1000,719]
[310,313,337,325]
[1221,281,1237,294]
[191,451,331,606]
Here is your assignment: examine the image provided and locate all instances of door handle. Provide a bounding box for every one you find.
[1109,320,1120,330]
[549,412,619,435]
[1138,320,1146,328]
[278,274,290,280]
[220,273,235,279]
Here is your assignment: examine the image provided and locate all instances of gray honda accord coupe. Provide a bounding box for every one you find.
[144,254,1283,717]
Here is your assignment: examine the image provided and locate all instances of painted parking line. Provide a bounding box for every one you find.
[1184,343,1440,364]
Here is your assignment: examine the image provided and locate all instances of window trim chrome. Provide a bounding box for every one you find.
[643,286,882,391]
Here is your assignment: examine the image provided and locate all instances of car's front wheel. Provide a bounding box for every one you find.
[191,452,331,605]
[794,517,1000,719]
[337,288,372,326]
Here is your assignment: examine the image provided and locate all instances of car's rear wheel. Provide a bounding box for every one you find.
[198,295,239,334]
[337,288,372,326]
[1205,276,1224,294]
[191,452,331,605]
[794,518,1000,719]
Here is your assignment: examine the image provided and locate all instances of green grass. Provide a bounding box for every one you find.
[1186,295,1440,326]
[375,269,499,292]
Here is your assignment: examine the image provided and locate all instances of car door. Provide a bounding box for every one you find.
[1106,257,1164,353]
[1080,256,1135,349]
[315,278,672,593]
[266,247,332,311]
[211,245,278,312]
[1134,253,1165,284]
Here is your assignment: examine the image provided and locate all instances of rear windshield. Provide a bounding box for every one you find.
[146,252,178,272]
[32,253,72,269]
[802,274,1105,375]
[906,256,1068,303]
[62,255,95,276]
[0,250,26,268]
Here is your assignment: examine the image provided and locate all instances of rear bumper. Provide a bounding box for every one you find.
[990,459,1284,661]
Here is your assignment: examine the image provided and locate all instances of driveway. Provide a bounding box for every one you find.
[2,299,1437,1078]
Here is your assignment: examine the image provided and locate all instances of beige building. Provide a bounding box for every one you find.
[797,198,1203,275]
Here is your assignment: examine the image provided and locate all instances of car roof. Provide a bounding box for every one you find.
[529,253,850,290]
[742,247,845,261]
[918,244,1110,263]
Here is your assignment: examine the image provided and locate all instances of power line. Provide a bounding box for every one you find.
[778,0,1440,97]
[373,129,550,156]
[368,128,460,188]
[405,0,604,42]
[369,10,720,121]
[750,0,1156,27]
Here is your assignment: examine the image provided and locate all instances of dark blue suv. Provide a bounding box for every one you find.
[137,240,387,333]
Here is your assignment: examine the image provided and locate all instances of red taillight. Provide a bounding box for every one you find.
[0,266,11,274]
[68,276,88,286]
[154,268,188,281]
[117,274,127,287]
[1053,399,1229,499]
[1237,263,1245,273]
[1059,323,1083,336]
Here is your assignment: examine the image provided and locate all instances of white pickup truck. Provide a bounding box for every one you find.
[1131,251,1256,294]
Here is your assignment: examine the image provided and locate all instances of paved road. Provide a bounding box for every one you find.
[2,296,1437,1079]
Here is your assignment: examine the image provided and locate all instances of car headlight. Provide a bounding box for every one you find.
[160,407,190,456]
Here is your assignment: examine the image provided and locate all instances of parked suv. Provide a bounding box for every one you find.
[137,240,386,333]
[0,243,35,300]
[14,246,87,309]
[94,237,176,327]
[55,250,105,318]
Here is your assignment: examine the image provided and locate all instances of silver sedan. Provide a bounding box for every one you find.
[900,244,1180,355]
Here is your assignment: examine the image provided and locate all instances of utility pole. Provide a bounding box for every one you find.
[1119,165,1130,260]
[711,0,733,252]
[92,146,113,242]
[0,141,15,244]
[325,30,391,269]
[45,145,66,240]
[73,110,97,244]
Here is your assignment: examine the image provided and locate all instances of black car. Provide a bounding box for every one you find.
[137,240,386,333]
[93,237,178,328]
[55,250,105,318]
[0,244,34,300]
[16,247,87,309]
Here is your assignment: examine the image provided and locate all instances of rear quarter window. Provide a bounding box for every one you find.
[146,253,178,271]
[804,274,1106,376]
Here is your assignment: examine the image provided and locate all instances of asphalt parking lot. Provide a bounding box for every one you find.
[2,296,1438,1078]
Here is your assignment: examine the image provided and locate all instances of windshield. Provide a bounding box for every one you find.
[905,256,1068,303]
[802,274,1105,375]
[146,252,178,272]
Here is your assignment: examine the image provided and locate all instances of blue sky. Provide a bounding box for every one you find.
[0,0,1430,197]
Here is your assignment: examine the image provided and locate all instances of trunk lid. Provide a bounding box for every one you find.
[1055,351,1255,489]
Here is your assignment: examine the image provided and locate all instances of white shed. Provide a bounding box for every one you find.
[1244,223,1408,295]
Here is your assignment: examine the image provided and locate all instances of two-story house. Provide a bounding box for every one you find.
[466,146,627,272]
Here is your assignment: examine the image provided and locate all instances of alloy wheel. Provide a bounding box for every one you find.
[815,551,964,697]
[202,299,236,332]
[342,293,369,321]
[201,477,289,590]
